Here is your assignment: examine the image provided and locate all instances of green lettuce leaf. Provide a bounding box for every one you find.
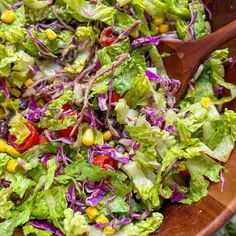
[46,89,74,117]
[99,195,130,215]
[9,114,30,145]
[0,188,14,220]
[6,172,36,198]
[181,155,222,204]
[124,73,152,108]
[192,0,211,39]
[23,223,52,236]
[119,212,163,236]
[224,109,236,142]
[0,6,26,43]
[31,186,68,229]
[176,19,191,39]
[0,153,11,175]
[0,0,18,12]
[194,68,214,102]
[40,115,77,131]
[63,160,116,181]
[44,158,57,190]
[23,0,52,9]
[64,0,116,25]
[65,26,95,73]
[122,161,154,201]
[63,208,89,236]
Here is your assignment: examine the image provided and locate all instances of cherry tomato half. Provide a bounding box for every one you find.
[8,123,40,153]
[93,155,117,170]
[111,91,123,103]
[58,110,79,137]
[100,27,118,47]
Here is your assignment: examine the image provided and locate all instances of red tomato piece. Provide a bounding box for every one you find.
[93,155,117,170]
[8,123,40,153]
[100,27,118,47]
[111,91,123,103]
[179,169,190,177]
[58,110,79,137]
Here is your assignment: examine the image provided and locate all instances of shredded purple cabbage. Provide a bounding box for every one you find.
[145,69,181,96]
[1,77,9,98]
[171,192,187,203]
[165,125,175,134]
[131,36,161,47]
[30,221,63,236]
[216,86,224,95]
[86,188,107,206]
[91,144,129,164]
[56,146,72,165]
[45,131,74,145]
[98,93,108,111]
[0,179,11,188]
[66,183,84,212]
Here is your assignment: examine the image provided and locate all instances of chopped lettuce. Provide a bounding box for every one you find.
[0,188,14,220]
[181,156,222,204]
[64,0,116,24]
[63,208,89,236]
[9,114,31,145]
[23,223,52,236]
[192,0,211,39]
[0,6,26,44]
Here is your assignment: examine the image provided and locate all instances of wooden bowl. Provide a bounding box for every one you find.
[158,1,236,235]
[14,1,236,236]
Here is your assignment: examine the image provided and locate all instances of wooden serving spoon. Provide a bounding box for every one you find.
[157,19,236,101]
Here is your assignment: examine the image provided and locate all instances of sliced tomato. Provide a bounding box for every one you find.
[58,110,79,137]
[62,103,72,111]
[8,123,40,153]
[111,91,123,103]
[39,131,49,144]
[100,27,118,47]
[93,155,117,170]
[179,169,190,177]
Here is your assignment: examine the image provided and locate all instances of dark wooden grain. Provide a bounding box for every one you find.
[158,10,236,101]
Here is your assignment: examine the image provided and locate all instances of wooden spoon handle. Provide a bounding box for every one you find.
[196,19,236,56]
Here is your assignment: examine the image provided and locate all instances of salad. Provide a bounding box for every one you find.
[0,0,236,235]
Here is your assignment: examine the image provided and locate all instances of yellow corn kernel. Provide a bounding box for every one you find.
[6,145,19,155]
[1,10,16,24]
[24,79,34,87]
[130,30,139,39]
[86,206,99,220]
[103,130,112,141]
[95,214,109,224]
[159,24,170,34]
[46,29,57,41]
[0,139,6,152]
[7,159,18,173]
[103,226,116,235]
[201,97,212,109]
[82,128,94,147]
[9,88,21,98]
[154,16,165,26]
